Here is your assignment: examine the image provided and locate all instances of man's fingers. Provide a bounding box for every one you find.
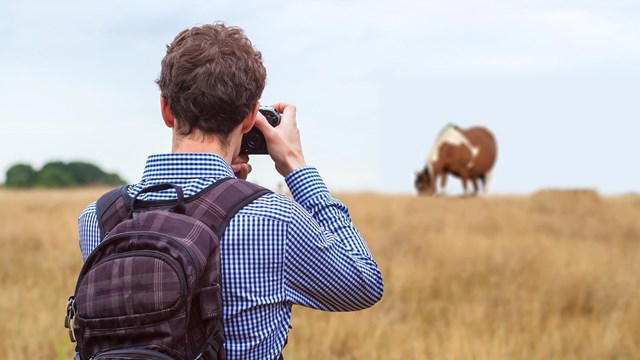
[235,154,249,163]
[231,162,251,172]
[255,101,306,176]
[231,163,252,180]
[269,102,290,114]
[231,153,252,180]
[270,103,296,123]
[254,113,275,138]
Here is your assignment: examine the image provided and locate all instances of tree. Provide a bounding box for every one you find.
[3,161,127,188]
[36,162,76,188]
[66,161,115,186]
[5,164,37,188]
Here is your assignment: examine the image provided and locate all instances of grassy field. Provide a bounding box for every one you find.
[0,188,639,359]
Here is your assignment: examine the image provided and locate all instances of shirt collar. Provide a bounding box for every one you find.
[140,153,235,181]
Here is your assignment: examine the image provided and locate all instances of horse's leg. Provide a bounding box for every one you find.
[471,177,479,196]
[478,174,485,193]
[440,172,448,195]
[461,176,468,196]
[457,168,470,196]
[433,172,439,195]
[431,164,442,196]
[482,171,492,193]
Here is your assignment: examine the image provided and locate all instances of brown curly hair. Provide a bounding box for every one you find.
[156,22,267,144]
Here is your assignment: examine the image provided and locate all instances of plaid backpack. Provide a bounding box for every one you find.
[65,178,270,360]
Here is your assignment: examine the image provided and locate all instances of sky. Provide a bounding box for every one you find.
[1,0,639,194]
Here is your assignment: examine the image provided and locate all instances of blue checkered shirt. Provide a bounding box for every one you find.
[78,153,384,360]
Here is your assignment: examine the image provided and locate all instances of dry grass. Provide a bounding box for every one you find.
[1,188,639,359]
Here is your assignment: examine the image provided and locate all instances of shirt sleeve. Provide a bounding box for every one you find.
[282,166,384,311]
[78,201,100,262]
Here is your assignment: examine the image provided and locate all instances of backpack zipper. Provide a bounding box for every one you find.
[105,231,203,277]
[90,348,175,359]
[95,250,187,301]
[76,230,203,295]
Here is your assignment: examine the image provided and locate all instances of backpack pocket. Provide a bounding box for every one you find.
[76,250,186,322]
[92,347,176,359]
[74,250,189,356]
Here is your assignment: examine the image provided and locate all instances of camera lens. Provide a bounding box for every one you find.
[247,133,263,149]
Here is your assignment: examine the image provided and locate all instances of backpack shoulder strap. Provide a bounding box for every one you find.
[186,179,271,360]
[95,186,129,241]
[188,178,272,238]
[94,179,271,241]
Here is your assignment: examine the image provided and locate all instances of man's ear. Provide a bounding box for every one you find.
[160,96,175,128]
[241,103,260,134]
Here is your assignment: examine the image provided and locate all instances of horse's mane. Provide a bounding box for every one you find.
[428,123,460,162]
[436,123,460,140]
[424,123,465,178]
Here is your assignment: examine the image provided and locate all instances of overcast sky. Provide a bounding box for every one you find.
[1,0,638,194]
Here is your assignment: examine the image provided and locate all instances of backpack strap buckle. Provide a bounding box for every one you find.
[64,297,78,343]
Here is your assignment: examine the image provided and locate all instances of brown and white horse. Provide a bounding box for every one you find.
[415,124,497,196]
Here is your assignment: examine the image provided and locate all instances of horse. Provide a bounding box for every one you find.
[415,124,497,196]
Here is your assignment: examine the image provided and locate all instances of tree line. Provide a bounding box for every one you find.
[4,161,126,188]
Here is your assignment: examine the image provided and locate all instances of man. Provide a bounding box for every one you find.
[78,22,383,359]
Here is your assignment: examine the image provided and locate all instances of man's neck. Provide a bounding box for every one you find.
[171,133,235,164]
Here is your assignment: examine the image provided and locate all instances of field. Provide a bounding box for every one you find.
[0,188,639,359]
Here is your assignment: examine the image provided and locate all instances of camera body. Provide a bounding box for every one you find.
[240,106,281,155]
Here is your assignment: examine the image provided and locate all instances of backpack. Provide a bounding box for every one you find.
[65,178,270,360]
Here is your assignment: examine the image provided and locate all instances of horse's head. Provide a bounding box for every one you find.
[415,166,436,196]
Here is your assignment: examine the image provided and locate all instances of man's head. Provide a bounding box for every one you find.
[156,22,266,146]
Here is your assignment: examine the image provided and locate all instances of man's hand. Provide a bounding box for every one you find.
[254,102,306,177]
[231,154,252,180]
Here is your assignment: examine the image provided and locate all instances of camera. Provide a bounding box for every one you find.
[240,106,281,155]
